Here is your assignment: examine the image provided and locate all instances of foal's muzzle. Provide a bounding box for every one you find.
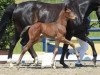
[73,17,81,26]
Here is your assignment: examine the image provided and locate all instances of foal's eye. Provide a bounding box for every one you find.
[66,9,71,13]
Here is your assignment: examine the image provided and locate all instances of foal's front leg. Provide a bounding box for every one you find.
[17,40,33,65]
[61,37,80,62]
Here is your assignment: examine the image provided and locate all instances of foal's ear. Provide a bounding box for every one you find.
[64,5,68,11]
[64,5,71,12]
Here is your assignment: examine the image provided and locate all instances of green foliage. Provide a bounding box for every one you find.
[38,0,63,3]
[0,0,15,50]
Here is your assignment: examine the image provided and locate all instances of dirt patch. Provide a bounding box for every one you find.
[0,61,100,75]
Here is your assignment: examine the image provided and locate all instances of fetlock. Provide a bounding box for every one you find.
[34,57,38,65]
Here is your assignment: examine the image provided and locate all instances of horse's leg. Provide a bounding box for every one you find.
[60,44,69,68]
[28,48,37,58]
[51,41,59,69]
[28,47,38,63]
[85,37,97,66]
[60,35,72,68]
[96,6,100,27]
[78,36,97,66]
[7,30,20,62]
[7,30,20,67]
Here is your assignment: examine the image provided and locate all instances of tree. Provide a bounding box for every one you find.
[0,0,15,50]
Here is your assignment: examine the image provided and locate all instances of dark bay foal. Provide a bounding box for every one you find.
[17,7,80,68]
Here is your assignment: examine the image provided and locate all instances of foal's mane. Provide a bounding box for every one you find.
[56,8,67,25]
[58,9,66,19]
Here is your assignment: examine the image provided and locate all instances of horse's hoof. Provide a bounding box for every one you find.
[34,57,38,65]
[51,61,56,69]
[16,61,20,66]
[7,59,14,68]
[93,64,96,67]
[51,63,56,69]
[92,57,96,66]
[63,65,69,68]
[34,60,38,65]
[9,63,14,68]
[60,61,69,68]
[41,65,45,69]
[7,59,12,63]
[34,60,38,66]
[52,65,56,69]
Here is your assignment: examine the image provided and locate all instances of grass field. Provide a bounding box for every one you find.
[13,39,43,54]
[15,0,63,4]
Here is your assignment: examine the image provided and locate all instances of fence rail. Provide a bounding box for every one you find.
[88,28,100,41]
[88,28,100,32]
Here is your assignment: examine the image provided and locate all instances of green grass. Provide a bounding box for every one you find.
[15,0,64,4]
[89,32,100,37]
[13,40,43,54]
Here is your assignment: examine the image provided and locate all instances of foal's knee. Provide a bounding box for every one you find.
[70,42,75,48]
[54,49,58,54]
[53,47,58,54]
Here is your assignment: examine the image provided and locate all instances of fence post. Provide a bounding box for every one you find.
[42,37,48,52]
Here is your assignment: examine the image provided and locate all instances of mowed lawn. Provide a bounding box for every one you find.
[13,40,43,54]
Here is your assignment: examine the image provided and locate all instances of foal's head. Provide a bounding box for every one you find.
[59,6,76,20]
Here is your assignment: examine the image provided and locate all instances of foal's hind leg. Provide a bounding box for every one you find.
[17,40,34,65]
[17,34,41,65]
[21,33,38,64]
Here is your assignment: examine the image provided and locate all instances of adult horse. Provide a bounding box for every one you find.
[0,0,99,67]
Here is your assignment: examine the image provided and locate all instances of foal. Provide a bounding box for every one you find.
[17,7,80,67]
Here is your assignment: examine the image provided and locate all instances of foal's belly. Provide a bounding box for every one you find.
[42,30,57,38]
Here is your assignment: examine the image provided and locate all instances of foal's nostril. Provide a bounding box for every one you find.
[71,15,76,20]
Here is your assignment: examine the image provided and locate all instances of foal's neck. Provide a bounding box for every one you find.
[56,18,67,26]
[56,11,67,26]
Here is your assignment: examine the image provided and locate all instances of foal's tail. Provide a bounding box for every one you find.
[20,26,31,38]
[0,3,17,40]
